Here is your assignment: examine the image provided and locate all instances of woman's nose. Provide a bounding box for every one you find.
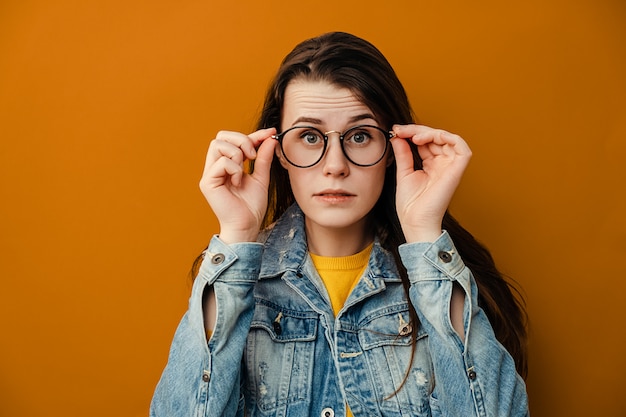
[321,134,350,176]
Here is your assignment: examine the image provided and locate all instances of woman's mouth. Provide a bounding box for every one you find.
[314,190,355,203]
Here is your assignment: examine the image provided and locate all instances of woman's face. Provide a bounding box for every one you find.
[278,79,390,238]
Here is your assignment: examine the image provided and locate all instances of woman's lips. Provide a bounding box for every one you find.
[314,190,355,203]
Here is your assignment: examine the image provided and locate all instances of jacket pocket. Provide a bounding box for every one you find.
[244,300,317,413]
[358,304,434,416]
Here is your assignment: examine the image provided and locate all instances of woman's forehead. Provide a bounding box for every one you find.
[281,80,376,127]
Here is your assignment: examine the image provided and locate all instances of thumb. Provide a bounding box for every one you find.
[251,137,277,184]
[390,138,415,180]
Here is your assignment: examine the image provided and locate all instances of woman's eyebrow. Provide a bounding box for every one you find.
[292,116,323,125]
[349,113,376,123]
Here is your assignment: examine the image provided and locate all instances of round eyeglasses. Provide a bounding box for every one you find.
[272,124,395,168]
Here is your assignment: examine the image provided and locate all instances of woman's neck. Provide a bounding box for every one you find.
[305,218,373,257]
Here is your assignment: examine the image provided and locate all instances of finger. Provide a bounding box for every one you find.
[251,136,277,185]
[390,137,416,179]
[202,139,248,188]
[208,140,246,167]
[219,158,244,187]
[200,156,245,189]
[392,124,430,139]
[203,128,277,188]
[248,127,277,146]
[393,124,453,144]
[245,127,278,160]
[394,124,471,156]
[394,124,443,143]
[214,130,259,160]
[203,140,244,188]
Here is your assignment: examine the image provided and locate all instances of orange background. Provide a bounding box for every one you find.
[1,1,624,416]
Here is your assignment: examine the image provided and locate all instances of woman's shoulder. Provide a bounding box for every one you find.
[256,222,276,244]
[257,203,305,246]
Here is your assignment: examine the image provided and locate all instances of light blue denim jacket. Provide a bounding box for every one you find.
[151,205,528,416]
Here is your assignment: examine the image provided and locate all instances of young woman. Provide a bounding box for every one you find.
[151,32,529,417]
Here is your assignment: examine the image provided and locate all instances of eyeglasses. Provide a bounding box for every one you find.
[272,124,395,168]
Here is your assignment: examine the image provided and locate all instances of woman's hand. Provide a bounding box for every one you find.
[199,128,277,244]
[390,124,472,243]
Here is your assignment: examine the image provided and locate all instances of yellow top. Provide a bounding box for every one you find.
[310,242,373,417]
[309,242,373,316]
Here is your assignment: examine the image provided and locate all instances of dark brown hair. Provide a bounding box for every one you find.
[254,32,528,378]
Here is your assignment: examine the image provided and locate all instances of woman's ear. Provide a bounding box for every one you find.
[386,148,395,168]
[275,144,290,169]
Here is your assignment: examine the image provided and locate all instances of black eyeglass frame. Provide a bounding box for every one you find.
[272,124,396,168]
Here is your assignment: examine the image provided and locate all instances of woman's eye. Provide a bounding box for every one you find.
[302,132,322,144]
[347,131,371,144]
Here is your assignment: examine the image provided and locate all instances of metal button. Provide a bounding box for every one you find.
[397,313,411,336]
[211,253,225,264]
[468,369,477,380]
[438,251,452,263]
[202,370,210,382]
[399,323,412,336]
[321,407,334,417]
[272,321,282,335]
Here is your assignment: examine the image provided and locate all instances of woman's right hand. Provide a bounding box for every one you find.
[200,128,277,244]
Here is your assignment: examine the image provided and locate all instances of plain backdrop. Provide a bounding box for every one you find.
[1,1,625,416]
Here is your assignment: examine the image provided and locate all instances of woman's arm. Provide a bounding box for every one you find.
[151,129,277,416]
[400,235,528,417]
[392,125,528,415]
[450,282,466,343]
[150,237,263,417]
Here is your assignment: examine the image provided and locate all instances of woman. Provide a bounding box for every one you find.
[151,32,529,416]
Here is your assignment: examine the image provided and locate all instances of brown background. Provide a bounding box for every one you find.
[1,1,624,416]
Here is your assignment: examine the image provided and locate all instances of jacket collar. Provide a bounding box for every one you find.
[258,204,402,283]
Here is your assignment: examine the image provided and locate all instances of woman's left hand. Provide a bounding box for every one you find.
[390,124,472,243]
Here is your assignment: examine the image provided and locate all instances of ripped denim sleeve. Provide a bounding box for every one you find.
[150,236,263,417]
[399,231,529,417]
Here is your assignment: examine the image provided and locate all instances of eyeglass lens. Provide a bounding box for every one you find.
[279,125,390,168]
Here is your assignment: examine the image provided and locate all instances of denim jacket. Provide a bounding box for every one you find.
[151,205,528,416]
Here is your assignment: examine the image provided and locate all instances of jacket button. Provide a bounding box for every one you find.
[321,408,334,417]
[399,323,412,336]
[272,321,282,335]
[438,251,453,263]
[468,369,477,380]
[211,253,225,264]
[202,370,210,382]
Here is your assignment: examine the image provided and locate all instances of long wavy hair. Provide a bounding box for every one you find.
[253,32,528,378]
